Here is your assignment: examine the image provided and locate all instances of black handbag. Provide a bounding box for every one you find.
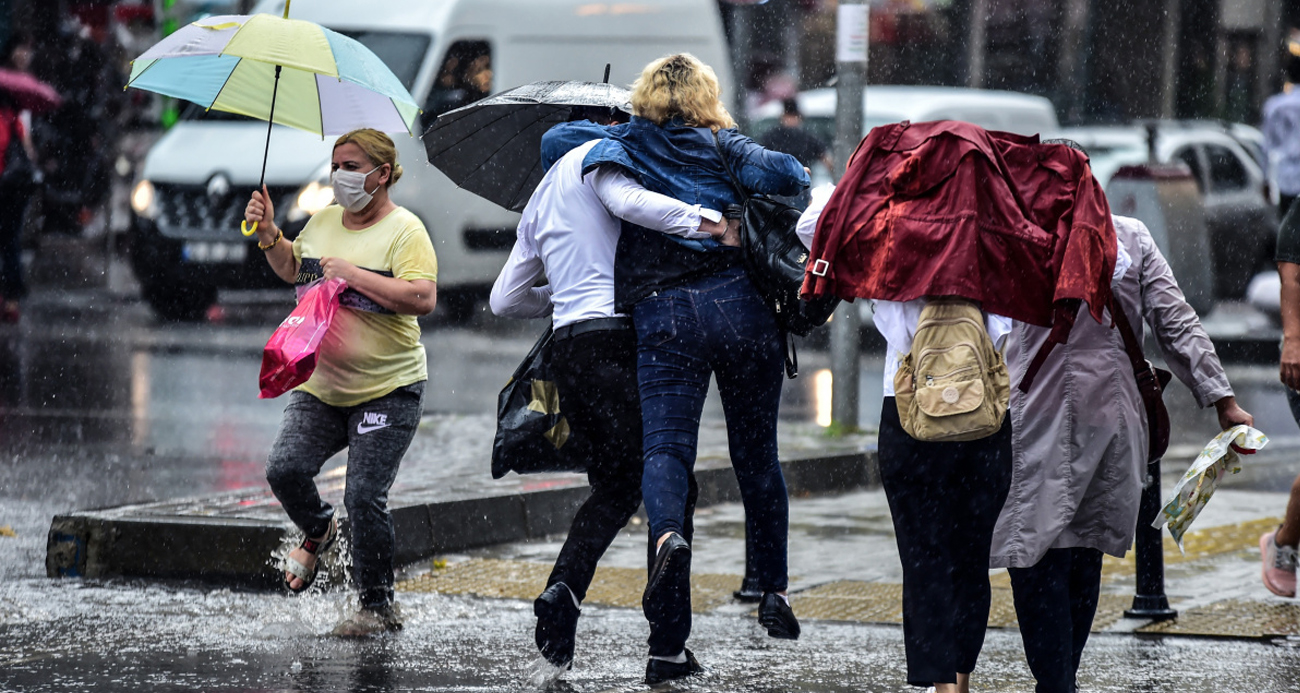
[711,132,840,376]
[491,325,587,478]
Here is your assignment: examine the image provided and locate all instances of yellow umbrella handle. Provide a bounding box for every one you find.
[241,220,258,236]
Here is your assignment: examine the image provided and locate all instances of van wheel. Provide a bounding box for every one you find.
[142,281,218,322]
[435,288,481,324]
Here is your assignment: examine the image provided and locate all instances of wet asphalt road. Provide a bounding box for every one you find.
[4,289,1300,691]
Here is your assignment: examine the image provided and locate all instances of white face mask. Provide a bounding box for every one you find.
[331,166,382,212]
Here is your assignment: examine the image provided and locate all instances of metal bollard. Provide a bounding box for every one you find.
[1125,456,1178,620]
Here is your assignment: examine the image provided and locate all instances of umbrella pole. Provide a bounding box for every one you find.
[241,64,282,237]
[259,65,283,190]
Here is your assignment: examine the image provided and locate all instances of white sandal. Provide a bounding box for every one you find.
[283,518,338,593]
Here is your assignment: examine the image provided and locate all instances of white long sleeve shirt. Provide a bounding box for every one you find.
[795,184,1130,396]
[490,139,722,328]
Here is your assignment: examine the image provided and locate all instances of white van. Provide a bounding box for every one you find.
[128,0,734,320]
[751,85,1061,186]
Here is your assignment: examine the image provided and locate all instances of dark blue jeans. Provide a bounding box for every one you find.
[635,264,789,583]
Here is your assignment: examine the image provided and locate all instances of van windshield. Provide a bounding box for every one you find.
[181,30,430,122]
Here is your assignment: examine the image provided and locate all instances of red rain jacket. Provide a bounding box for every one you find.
[802,120,1116,342]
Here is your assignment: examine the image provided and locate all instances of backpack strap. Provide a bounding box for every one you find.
[1017,301,1080,392]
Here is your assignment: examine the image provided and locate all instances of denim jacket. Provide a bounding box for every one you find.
[542,117,809,309]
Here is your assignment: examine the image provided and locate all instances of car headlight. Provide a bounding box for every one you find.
[131,179,157,218]
[287,180,335,223]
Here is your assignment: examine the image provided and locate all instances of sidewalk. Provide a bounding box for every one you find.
[401,443,1300,642]
[44,418,877,587]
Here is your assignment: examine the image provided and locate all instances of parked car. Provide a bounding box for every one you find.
[128,0,735,321]
[750,85,1060,188]
[1060,121,1277,300]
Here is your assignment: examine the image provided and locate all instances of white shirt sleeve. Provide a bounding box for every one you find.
[489,221,554,319]
[589,166,719,240]
[796,183,836,250]
[1112,235,1133,288]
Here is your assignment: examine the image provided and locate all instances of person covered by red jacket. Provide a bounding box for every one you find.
[802,120,1117,353]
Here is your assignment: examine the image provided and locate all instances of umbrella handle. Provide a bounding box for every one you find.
[241,220,258,236]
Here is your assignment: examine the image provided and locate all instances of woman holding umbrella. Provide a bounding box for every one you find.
[544,53,808,683]
[244,128,438,637]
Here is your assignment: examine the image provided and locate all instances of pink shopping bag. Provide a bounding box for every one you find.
[258,277,348,399]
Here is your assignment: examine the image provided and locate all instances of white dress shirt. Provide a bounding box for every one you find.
[795,184,1130,397]
[490,139,722,328]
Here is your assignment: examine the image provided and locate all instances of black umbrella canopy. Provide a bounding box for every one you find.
[421,80,632,212]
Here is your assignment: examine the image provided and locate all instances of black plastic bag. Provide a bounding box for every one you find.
[491,325,586,478]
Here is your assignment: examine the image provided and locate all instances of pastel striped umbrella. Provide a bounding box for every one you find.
[126,4,419,234]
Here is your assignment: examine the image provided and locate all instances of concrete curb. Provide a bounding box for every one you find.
[45,449,877,589]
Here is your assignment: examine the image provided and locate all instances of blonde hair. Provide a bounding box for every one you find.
[334,128,404,187]
[630,53,736,132]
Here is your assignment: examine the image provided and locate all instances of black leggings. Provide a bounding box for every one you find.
[878,397,1012,686]
[1008,547,1104,693]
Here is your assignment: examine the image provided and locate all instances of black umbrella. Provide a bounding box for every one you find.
[421,79,632,212]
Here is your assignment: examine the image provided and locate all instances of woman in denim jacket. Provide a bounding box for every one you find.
[544,53,808,684]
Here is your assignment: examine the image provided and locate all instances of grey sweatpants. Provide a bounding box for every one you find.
[266,382,424,608]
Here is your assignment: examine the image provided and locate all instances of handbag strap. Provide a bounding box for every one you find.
[1107,295,1152,379]
[711,131,798,378]
[711,131,748,200]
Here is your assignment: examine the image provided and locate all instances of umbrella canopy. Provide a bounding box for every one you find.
[422,80,631,212]
[127,13,419,137]
[0,68,62,113]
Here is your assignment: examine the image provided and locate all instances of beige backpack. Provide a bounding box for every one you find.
[894,298,1010,442]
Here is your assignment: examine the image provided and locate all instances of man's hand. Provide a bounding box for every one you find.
[699,216,727,238]
[1214,396,1254,430]
[718,217,740,247]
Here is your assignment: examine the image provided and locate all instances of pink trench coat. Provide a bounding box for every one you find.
[990,215,1234,568]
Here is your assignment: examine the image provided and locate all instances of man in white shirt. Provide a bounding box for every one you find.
[491,127,727,678]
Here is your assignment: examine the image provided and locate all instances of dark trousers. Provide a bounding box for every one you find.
[1008,547,1104,693]
[0,183,29,300]
[265,382,424,609]
[546,324,645,603]
[878,397,1012,686]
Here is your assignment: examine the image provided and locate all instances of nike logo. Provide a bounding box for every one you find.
[357,412,390,435]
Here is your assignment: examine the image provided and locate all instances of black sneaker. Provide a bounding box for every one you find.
[534,582,580,668]
[644,648,704,685]
[644,533,691,605]
[757,592,800,640]
[733,575,763,603]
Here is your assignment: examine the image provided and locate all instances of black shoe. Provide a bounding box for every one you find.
[644,648,704,685]
[644,533,691,605]
[534,582,580,668]
[758,592,800,640]
[733,575,763,603]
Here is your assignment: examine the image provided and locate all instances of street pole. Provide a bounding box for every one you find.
[730,4,753,134]
[967,0,989,88]
[1125,455,1177,621]
[1158,0,1179,119]
[830,0,868,433]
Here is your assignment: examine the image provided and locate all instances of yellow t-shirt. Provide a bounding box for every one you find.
[291,205,438,407]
